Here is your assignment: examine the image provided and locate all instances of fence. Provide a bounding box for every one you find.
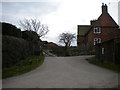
[95,38,120,65]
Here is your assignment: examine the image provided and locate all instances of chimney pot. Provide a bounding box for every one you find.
[102,3,108,13]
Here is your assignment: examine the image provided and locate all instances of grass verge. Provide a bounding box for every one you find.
[2,55,44,79]
[86,56,120,72]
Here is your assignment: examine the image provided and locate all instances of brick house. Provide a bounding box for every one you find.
[77,3,119,52]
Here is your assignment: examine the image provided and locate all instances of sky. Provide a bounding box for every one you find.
[1,0,119,46]
[118,1,120,26]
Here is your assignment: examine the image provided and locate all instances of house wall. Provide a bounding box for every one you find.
[86,26,118,50]
[77,35,86,49]
[86,29,94,50]
[99,27,116,41]
[109,29,120,39]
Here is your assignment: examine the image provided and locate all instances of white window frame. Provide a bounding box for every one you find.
[93,27,101,34]
[94,38,101,45]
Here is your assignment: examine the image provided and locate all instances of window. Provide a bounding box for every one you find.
[94,38,101,45]
[93,27,101,34]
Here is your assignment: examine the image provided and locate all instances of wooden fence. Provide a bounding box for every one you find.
[95,38,120,65]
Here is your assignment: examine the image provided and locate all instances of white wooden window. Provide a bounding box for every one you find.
[93,27,101,34]
[94,38,101,45]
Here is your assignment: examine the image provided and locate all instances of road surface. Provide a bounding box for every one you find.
[3,56,118,88]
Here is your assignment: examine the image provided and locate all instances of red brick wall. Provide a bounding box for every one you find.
[77,35,86,48]
[86,27,118,52]
[86,29,93,49]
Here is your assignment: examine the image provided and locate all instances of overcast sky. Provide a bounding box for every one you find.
[1,0,119,46]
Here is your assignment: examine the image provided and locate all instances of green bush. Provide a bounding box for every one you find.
[22,31,39,44]
[68,47,81,56]
[50,46,93,56]
[50,46,66,56]
[22,31,40,55]
[50,47,81,56]
[2,36,32,68]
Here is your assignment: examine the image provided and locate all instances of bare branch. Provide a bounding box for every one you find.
[38,24,49,37]
[31,18,41,33]
[19,18,32,31]
[19,18,49,38]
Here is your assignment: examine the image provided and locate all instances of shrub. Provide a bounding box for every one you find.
[50,46,66,56]
[2,22,22,38]
[22,31,40,55]
[22,31,39,44]
[2,36,32,68]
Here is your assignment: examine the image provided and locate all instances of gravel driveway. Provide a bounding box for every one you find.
[2,56,118,88]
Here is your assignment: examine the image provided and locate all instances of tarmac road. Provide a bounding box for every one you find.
[2,56,118,88]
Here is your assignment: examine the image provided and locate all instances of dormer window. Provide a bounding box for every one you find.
[94,38,101,45]
[93,27,101,34]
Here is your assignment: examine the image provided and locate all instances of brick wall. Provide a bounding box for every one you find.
[77,35,86,49]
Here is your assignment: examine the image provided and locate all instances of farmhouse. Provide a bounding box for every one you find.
[77,3,119,53]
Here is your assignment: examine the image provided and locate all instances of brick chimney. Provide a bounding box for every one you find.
[90,20,96,25]
[102,3,108,13]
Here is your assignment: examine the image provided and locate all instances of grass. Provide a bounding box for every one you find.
[2,55,44,79]
[86,56,120,72]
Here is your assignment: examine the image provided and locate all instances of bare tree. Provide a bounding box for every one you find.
[59,32,76,48]
[19,18,49,38]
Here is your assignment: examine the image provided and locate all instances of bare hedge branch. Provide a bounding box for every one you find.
[19,18,49,38]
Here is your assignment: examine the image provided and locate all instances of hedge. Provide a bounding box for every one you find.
[2,22,22,38]
[2,35,32,68]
